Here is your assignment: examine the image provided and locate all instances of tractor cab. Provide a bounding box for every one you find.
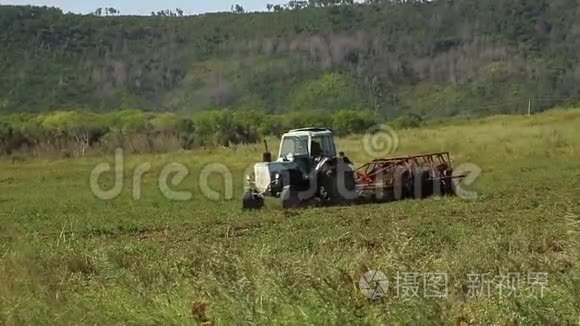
[277,128,337,176]
[278,128,337,161]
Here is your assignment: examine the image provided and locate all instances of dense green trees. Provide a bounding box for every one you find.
[0,0,578,117]
[0,109,387,157]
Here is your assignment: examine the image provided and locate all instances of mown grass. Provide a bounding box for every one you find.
[0,109,579,325]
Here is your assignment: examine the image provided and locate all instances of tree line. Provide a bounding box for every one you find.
[0,109,421,158]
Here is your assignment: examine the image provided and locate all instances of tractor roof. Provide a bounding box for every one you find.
[285,128,333,137]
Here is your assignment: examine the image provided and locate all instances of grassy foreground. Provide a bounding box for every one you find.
[0,109,579,325]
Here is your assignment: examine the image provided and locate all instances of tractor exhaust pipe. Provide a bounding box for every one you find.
[262,139,272,162]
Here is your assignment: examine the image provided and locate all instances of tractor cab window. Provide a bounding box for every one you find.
[311,136,336,157]
[279,136,309,159]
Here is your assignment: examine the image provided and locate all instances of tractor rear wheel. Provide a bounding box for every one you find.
[317,158,357,204]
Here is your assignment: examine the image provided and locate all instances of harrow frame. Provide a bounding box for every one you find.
[354,152,461,201]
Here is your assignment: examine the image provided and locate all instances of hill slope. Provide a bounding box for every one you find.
[0,0,579,117]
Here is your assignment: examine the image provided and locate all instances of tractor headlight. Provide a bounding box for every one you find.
[271,172,283,195]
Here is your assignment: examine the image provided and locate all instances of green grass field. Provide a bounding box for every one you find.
[0,109,579,325]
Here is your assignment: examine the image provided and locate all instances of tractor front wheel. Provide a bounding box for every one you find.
[243,190,264,210]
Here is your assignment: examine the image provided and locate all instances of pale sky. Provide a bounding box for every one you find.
[0,0,276,15]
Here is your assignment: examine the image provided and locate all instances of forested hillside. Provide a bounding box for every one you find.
[0,0,579,118]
